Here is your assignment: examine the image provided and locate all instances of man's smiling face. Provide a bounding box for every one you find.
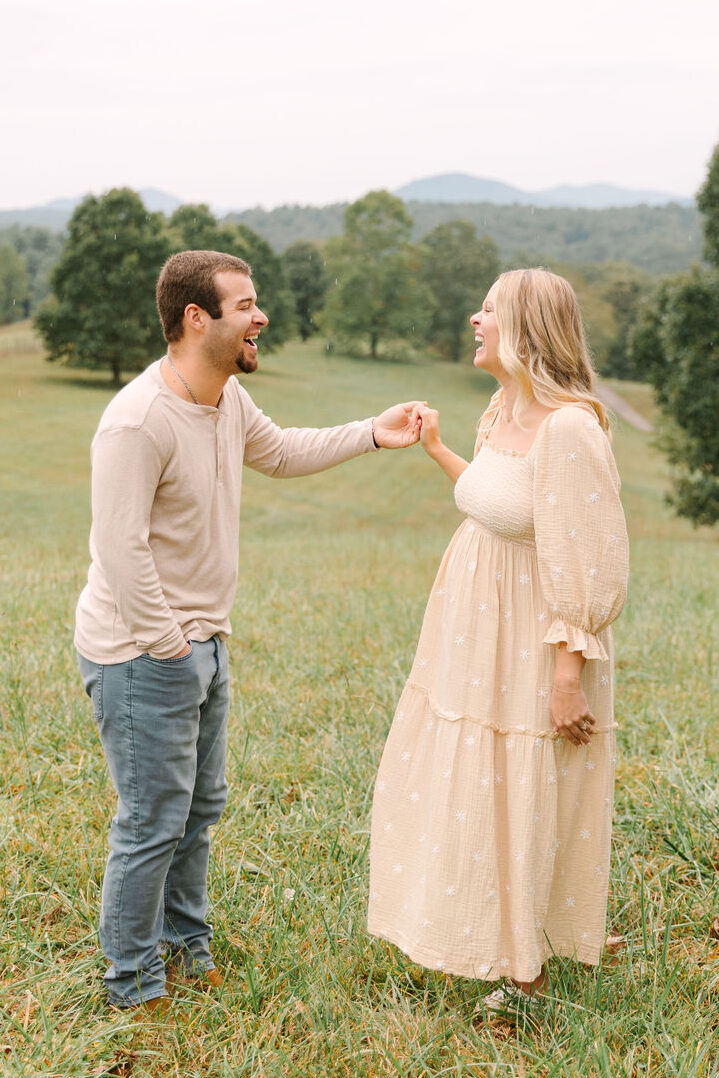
[203,271,269,375]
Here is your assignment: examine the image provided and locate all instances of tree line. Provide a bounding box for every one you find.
[23,185,656,381]
[17,144,719,525]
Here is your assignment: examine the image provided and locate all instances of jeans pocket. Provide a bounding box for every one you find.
[141,642,194,666]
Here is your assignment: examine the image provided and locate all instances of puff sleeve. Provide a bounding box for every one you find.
[533,406,629,661]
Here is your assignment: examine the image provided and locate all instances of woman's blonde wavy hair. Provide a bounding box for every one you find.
[488,267,610,435]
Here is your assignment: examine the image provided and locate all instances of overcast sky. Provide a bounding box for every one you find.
[3,0,718,211]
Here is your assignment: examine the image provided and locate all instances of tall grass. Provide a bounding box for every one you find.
[1,324,717,1076]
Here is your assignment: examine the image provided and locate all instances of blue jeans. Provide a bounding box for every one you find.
[78,637,229,1006]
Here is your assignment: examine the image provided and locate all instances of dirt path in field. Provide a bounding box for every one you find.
[597,381,653,432]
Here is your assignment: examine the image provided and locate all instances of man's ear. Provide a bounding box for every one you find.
[183,303,206,331]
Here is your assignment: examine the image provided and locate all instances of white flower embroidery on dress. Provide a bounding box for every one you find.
[538,688,549,699]
[479,601,488,613]
[494,774,503,785]
[500,957,510,968]
[409,791,420,802]
[446,885,457,896]
[515,850,525,863]
[500,685,508,695]
[560,767,569,777]
[442,769,451,779]
[480,776,490,787]
[463,926,472,936]
[426,719,435,731]
[393,863,403,873]
[383,822,393,833]
[400,751,411,762]
[594,865,603,876]
[585,760,596,771]
[495,570,503,581]
[506,737,515,749]
[468,561,477,572]
[580,829,591,840]
[419,832,427,843]
[418,658,428,668]
[548,774,557,785]
[479,964,491,977]
[422,918,431,928]
[432,845,440,854]
[455,810,467,823]
[569,529,578,540]
[581,931,590,942]
[567,451,578,462]
[609,533,621,544]
[472,850,482,862]
[534,737,543,748]
[565,896,576,908]
[437,586,446,596]
[520,648,530,660]
[589,492,600,503]
[589,567,598,579]
[487,889,496,900]
[396,709,406,721]
[600,674,609,686]
[519,775,527,786]
[551,566,563,578]
[546,492,557,505]
[436,960,446,970]
[464,735,476,747]
[370,890,379,901]
[455,635,465,646]
[519,573,530,585]
[504,610,513,621]
[377,780,386,792]
[537,611,547,622]
[471,678,481,688]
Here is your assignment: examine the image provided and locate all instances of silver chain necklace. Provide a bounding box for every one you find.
[164,354,199,405]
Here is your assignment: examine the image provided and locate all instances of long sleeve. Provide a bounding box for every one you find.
[89,427,186,659]
[533,406,629,661]
[238,388,376,478]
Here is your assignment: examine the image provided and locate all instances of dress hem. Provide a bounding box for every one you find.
[368,920,601,983]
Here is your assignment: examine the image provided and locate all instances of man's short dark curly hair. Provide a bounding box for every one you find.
[156,250,252,343]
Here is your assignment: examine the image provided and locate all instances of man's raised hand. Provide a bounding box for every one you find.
[373,401,426,449]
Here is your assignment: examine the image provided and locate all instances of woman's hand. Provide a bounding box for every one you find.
[417,405,442,457]
[550,679,595,746]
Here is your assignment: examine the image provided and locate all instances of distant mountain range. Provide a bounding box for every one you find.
[394,172,693,209]
[0,174,692,232]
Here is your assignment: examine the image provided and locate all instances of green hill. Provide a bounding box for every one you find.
[230,199,701,274]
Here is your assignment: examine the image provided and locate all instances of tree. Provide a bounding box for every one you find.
[35,188,169,386]
[167,204,296,351]
[627,142,719,525]
[0,243,30,323]
[419,221,500,361]
[283,240,327,340]
[697,143,719,265]
[321,190,432,358]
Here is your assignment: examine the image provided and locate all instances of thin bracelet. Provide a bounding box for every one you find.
[371,420,380,449]
[552,684,582,695]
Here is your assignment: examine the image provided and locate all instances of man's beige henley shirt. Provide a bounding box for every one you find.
[75,359,377,664]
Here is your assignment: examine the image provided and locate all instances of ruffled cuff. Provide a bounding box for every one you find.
[543,619,608,661]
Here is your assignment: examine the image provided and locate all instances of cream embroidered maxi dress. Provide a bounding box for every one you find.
[368,402,629,983]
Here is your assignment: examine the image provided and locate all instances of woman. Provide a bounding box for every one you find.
[368,269,629,1005]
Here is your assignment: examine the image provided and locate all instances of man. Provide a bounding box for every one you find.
[75,249,422,1010]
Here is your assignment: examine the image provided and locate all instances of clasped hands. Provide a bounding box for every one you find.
[372,402,439,450]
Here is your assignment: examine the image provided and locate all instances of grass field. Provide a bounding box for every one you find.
[1,323,717,1077]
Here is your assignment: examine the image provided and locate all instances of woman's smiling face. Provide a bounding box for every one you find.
[469,281,501,376]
